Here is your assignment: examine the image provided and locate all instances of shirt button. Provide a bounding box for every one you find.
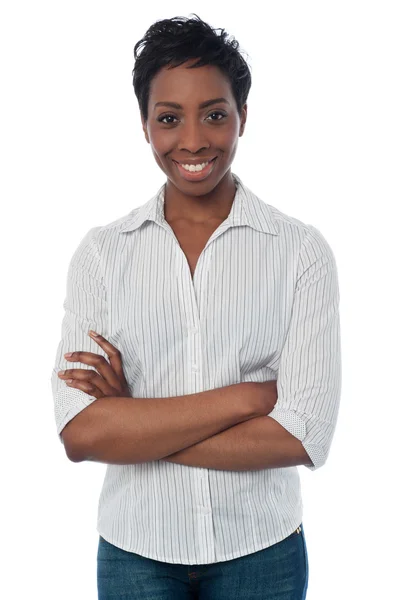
[188,326,198,334]
[192,364,199,372]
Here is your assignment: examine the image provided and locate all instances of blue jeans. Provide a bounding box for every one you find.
[97,523,309,599]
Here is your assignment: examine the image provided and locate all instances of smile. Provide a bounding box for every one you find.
[173,157,217,182]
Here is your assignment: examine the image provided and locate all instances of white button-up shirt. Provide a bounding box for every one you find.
[51,172,341,564]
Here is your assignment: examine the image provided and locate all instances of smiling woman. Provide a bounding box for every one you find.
[132,13,251,224]
[49,13,344,600]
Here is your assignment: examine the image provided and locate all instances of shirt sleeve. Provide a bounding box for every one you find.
[51,226,109,445]
[267,225,342,470]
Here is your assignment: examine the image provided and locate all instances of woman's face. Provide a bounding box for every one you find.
[141,60,247,196]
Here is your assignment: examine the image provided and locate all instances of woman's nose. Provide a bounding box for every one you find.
[177,122,210,154]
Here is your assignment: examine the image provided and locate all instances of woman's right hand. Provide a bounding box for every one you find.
[253,380,278,416]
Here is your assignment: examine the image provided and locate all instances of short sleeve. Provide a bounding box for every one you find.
[268,225,342,470]
[50,226,109,445]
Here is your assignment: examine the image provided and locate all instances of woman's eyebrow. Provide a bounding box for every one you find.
[154,97,230,110]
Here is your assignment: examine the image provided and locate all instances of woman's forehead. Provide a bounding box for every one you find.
[149,63,232,103]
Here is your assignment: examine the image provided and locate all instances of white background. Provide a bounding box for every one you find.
[1,1,398,598]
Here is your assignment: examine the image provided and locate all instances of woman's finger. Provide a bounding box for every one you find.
[64,348,122,392]
[59,367,116,397]
[64,377,104,398]
[88,331,129,390]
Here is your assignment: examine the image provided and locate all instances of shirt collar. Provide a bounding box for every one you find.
[119,172,279,236]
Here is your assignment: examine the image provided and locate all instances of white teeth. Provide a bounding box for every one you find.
[181,161,210,172]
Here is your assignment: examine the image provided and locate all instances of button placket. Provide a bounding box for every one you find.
[186,314,201,373]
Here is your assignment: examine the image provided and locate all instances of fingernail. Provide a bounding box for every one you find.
[64,353,73,358]
[89,330,100,337]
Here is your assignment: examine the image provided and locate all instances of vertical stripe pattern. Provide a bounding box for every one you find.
[51,172,341,565]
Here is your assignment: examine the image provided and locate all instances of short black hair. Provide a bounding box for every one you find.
[132,14,252,123]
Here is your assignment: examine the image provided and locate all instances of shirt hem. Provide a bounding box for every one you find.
[96,517,304,565]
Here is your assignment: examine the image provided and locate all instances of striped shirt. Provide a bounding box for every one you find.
[51,172,341,565]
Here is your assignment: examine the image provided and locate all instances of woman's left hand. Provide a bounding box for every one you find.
[57,331,131,400]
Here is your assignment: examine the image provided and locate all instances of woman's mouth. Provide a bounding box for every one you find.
[173,157,217,182]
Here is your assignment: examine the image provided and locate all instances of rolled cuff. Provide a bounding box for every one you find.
[267,407,333,471]
[55,386,97,445]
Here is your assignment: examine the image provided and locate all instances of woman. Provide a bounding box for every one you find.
[53,13,341,600]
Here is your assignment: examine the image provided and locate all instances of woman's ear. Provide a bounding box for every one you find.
[141,113,150,144]
[239,104,247,137]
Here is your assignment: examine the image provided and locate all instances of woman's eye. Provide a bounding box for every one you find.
[208,111,226,121]
[158,111,226,125]
[158,115,177,124]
